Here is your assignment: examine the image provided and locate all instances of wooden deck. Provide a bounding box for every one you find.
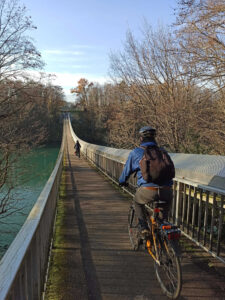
[45,125,225,300]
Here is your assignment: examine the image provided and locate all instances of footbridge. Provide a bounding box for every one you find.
[0,116,225,299]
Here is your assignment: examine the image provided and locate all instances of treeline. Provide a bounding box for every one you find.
[71,0,225,155]
[0,79,65,149]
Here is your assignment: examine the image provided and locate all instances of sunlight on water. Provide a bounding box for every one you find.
[0,146,59,259]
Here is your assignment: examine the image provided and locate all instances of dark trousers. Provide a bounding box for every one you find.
[75,149,80,158]
[134,187,173,223]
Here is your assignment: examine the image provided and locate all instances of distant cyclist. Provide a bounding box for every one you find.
[119,126,175,235]
[74,140,81,158]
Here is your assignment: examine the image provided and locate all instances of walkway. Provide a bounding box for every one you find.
[45,125,225,300]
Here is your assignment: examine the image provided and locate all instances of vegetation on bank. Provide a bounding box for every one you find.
[0,0,66,219]
[45,169,66,300]
[71,0,225,155]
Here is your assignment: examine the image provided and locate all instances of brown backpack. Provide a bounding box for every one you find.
[139,145,175,185]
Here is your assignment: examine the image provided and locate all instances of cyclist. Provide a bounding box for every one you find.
[119,126,173,235]
[74,140,81,158]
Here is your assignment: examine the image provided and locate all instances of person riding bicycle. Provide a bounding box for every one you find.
[74,140,81,158]
[119,126,174,235]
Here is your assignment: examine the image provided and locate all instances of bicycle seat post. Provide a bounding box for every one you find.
[153,199,166,223]
[152,202,159,220]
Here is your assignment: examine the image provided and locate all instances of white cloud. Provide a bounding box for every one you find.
[71,44,97,49]
[52,72,112,102]
[69,65,89,69]
[50,72,108,87]
[43,57,87,64]
[24,70,112,102]
[42,49,84,56]
[65,94,76,102]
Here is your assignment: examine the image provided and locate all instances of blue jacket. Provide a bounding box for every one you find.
[119,142,173,187]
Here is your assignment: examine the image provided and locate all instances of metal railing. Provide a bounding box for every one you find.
[69,118,225,264]
[171,180,225,261]
[0,120,66,300]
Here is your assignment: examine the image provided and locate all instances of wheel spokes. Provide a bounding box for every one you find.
[158,246,179,293]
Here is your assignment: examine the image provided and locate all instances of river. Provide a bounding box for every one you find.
[0,145,59,260]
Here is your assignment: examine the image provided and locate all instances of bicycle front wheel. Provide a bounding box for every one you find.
[128,205,140,251]
[154,238,182,299]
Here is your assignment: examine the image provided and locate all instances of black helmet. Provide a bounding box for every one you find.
[139,126,156,138]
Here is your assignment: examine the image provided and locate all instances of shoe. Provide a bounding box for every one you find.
[141,228,150,239]
[138,219,148,230]
[138,219,150,239]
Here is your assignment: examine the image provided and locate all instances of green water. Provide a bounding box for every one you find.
[0,146,60,259]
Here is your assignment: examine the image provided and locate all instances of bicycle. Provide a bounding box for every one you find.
[128,199,182,299]
[75,149,80,158]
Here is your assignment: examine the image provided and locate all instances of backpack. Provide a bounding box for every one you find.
[139,145,175,185]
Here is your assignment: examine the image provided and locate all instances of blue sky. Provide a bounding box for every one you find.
[22,0,178,101]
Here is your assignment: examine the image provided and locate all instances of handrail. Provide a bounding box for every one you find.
[69,116,225,263]
[0,119,66,300]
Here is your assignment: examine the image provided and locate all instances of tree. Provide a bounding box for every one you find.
[109,25,202,152]
[175,0,225,153]
[0,79,66,219]
[0,0,44,144]
[175,0,225,87]
[0,0,48,219]
[70,9,225,154]
[70,78,93,108]
[0,0,44,80]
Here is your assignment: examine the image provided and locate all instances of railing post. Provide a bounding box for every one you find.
[197,190,203,242]
[203,191,210,246]
[182,184,186,231]
[175,182,182,226]
[171,181,177,223]
[217,195,224,256]
[209,193,216,251]
[186,185,191,235]
[191,187,197,238]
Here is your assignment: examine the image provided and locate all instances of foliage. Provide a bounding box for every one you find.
[0,0,65,218]
[70,1,225,155]
[0,0,44,79]
[70,78,93,108]
[175,0,225,86]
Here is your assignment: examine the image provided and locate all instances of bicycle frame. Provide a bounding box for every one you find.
[145,204,181,265]
[145,207,162,265]
[128,201,182,299]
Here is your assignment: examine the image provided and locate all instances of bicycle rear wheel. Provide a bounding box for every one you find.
[154,238,182,299]
[128,205,140,251]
